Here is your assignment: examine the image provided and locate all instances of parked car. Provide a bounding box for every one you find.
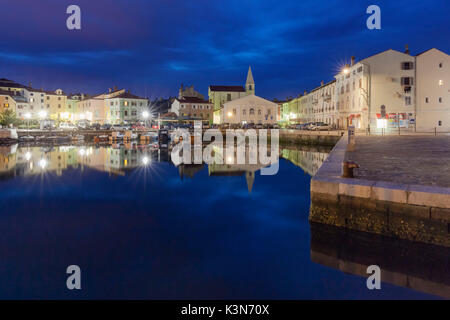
[311,122,332,131]
[111,124,125,131]
[132,124,146,130]
[41,119,56,130]
[100,123,112,130]
[255,123,264,129]
[59,122,77,131]
[76,120,91,130]
[90,123,101,130]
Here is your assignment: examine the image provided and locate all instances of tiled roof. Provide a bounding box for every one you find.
[0,79,27,89]
[209,85,246,92]
[113,92,147,99]
[177,96,211,103]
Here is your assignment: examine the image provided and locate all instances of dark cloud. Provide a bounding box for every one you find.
[0,0,448,99]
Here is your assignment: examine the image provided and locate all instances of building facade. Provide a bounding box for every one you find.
[222,94,278,125]
[416,48,450,131]
[282,47,449,132]
[209,66,255,124]
[170,96,213,122]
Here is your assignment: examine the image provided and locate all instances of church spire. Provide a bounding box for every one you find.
[245,66,255,94]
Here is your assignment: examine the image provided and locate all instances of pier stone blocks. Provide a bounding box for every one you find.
[310,135,450,247]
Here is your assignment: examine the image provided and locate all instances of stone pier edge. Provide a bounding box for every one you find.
[310,135,450,247]
[312,135,450,211]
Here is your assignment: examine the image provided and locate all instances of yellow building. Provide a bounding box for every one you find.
[208,67,255,124]
[44,89,67,120]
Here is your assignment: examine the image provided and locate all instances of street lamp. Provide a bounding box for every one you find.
[142,111,150,128]
[25,112,31,135]
[38,110,47,119]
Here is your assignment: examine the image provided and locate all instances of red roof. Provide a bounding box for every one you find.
[177,96,211,103]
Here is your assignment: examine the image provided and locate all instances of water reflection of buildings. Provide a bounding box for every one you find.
[280,145,332,176]
[311,223,450,299]
[0,144,166,179]
[0,144,80,179]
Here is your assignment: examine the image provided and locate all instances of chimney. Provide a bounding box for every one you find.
[113,85,118,91]
[351,56,355,66]
[29,82,32,88]
[321,80,324,86]
[108,88,112,93]
[304,90,307,95]
[405,44,410,54]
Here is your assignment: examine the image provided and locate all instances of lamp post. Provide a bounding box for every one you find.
[38,110,47,130]
[142,111,149,129]
[24,112,31,135]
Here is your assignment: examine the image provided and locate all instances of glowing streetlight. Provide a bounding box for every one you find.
[25,113,31,134]
[39,158,47,169]
[227,111,233,118]
[142,111,150,128]
[25,152,32,161]
[142,156,150,165]
[38,110,47,119]
[343,66,350,74]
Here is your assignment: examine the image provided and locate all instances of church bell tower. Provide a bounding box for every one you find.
[245,66,255,95]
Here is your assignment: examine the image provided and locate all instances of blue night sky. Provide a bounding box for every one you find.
[1,0,449,99]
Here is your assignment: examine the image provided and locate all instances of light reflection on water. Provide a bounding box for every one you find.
[0,143,444,299]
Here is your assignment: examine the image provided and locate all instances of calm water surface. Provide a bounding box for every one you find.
[0,143,445,299]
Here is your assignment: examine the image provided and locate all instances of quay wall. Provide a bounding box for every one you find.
[310,136,450,247]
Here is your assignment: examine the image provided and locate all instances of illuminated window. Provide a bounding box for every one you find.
[439,80,443,86]
[124,101,128,106]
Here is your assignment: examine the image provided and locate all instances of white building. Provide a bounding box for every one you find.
[290,46,448,132]
[170,96,213,121]
[416,48,450,131]
[222,94,278,125]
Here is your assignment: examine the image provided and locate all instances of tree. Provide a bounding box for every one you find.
[0,109,20,127]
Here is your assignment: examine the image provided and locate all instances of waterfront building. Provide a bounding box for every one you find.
[222,94,278,125]
[0,90,15,114]
[416,48,450,131]
[26,88,46,118]
[284,46,449,132]
[208,66,255,124]
[77,94,106,124]
[66,94,83,122]
[45,89,68,120]
[170,96,213,122]
[105,89,149,124]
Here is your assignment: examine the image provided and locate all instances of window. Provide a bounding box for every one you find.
[425,97,429,103]
[401,62,414,70]
[124,111,128,116]
[132,110,137,116]
[357,66,363,73]
[227,93,231,101]
[439,63,443,68]
[243,109,246,115]
[58,104,61,108]
[124,101,128,106]
[439,97,442,103]
[438,121,442,126]
[47,96,49,100]
[401,77,413,85]
[340,87,344,94]
[405,97,411,106]
[233,108,236,115]
[439,80,443,86]
[258,109,262,115]
[249,85,252,90]
[47,104,50,108]
[249,108,254,115]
